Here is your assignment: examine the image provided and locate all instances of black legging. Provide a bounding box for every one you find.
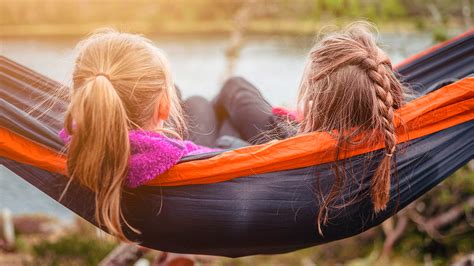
[184,77,286,147]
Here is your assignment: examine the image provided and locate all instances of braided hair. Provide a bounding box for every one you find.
[361,56,397,212]
[297,22,407,233]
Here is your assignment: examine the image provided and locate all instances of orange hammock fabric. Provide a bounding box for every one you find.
[1,77,473,186]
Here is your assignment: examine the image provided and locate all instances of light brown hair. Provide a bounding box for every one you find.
[64,29,185,240]
[297,22,408,233]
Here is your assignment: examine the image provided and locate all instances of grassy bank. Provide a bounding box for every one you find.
[1,0,470,38]
[0,19,467,38]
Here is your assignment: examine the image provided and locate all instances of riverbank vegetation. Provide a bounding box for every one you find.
[0,0,471,38]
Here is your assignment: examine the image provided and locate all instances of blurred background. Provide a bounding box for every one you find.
[1,0,473,265]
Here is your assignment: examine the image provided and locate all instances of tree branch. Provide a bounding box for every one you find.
[381,213,409,257]
[408,196,474,240]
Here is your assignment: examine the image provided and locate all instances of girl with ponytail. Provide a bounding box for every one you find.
[61,29,217,240]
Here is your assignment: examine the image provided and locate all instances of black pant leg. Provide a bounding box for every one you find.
[215,77,280,144]
[183,96,219,147]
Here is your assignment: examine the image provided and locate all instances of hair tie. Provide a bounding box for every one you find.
[95,73,110,80]
[385,147,396,157]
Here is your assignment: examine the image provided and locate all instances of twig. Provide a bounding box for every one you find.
[380,213,409,257]
[223,0,257,79]
[453,252,474,266]
[99,243,145,266]
[1,209,15,252]
[427,2,442,25]
[461,0,472,30]
[467,160,474,172]
[408,196,474,240]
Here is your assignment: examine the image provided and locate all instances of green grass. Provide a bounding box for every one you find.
[32,233,117,266]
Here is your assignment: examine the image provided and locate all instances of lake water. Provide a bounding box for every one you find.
[1,32,437,221]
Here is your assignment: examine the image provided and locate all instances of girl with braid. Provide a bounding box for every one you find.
[201,22,408,233]
[296,22,408,231]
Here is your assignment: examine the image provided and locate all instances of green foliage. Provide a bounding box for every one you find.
[432,26,449,42]
[32,234,117,266]
[0,0,464,26]
[0,0,467,41]
[347,0,362,17]
[381,0,407,18]
[321,0,345,17]
[393,167,474,265]
[14,236,29,253]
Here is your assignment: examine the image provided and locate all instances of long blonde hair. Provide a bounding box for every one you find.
[298,22,407,232]
[64,29,185,240]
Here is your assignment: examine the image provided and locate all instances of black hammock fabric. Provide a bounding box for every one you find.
[1,32,473,257]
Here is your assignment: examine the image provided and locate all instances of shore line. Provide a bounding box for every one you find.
[0,19,466,38]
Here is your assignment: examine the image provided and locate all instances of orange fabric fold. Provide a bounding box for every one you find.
[0,129,66,174]
[150,77,473,186]
[1,78,472,186]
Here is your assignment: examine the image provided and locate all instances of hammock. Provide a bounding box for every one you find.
[1,31,473,257]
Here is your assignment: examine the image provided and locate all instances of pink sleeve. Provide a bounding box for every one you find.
[126,131,186,188]
[272,107,302,122]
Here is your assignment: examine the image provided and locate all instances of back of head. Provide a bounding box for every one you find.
[64,29,184,240]
[297,22,408,227]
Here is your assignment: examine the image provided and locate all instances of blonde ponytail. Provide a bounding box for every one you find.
[64,29,184,241]
[66,75,132,240]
